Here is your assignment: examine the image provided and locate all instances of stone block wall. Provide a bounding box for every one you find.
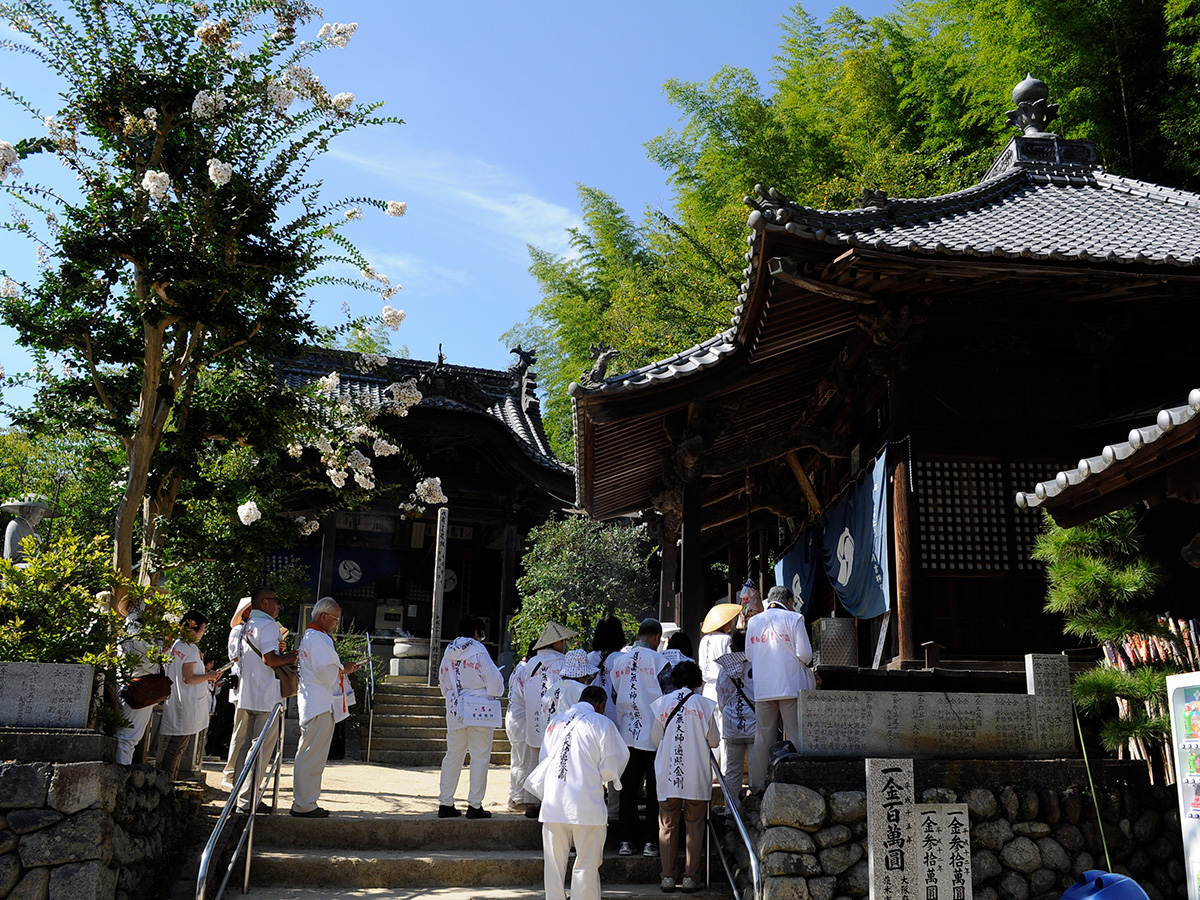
[0,761,199,900]
[727,764,1185,900]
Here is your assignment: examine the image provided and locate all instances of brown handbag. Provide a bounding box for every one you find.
[246,638,299,699]
[121,666,173,709]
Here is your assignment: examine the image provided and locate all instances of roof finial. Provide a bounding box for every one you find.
[1006,74,1059,136]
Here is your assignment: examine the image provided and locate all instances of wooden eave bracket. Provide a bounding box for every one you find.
[768,255,876,305]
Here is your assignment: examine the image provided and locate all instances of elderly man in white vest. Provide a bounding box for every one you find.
[745,585,814,789]
[291,596,359,817]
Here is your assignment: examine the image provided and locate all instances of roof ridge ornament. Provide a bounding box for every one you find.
[1006,74,1059,136]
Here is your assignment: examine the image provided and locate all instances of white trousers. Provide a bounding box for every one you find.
[115,700,156,765]
[236,710,280,812]
[509,736,532,805]
[543,821,606,900]
[750,697,797,789]
[292,711,335,813]
[223,707,252,783]
[439,725,494,808]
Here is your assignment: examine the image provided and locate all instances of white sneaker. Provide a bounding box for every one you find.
[643,843,660,858]
[680,876,699,893]
[660,877,676,893]
[618,842,634,856]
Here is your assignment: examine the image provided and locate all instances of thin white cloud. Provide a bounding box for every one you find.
[330,146,580,257]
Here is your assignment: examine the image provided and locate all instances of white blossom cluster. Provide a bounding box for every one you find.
[266,78,297,111]
[192,89,227,119]
[295,515,320,536]
[386,200,407,217]
[142,169,171,202]
[144,107,158,131]
[208,158,233,187]
[355,352,388,372]
[362,266,401,300]
[346,449,374,489]
[194,18,232,47]
[0,141,22,181]
[237,500,262,525]
[277,64,328,106]
[317,370,341,395]
[381,305,406,329]
[317,22,357,48]
[331,92,355,111]
[286,443,303,459]
[372,437,399,457]
[344,205,362,220]
[0,276,19,299]
[383,378,422,415]
[414,477,448,505]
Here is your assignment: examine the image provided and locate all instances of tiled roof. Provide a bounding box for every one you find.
[566,330,740,398]
[745,138,1200,267]
[282,347,572,475]
[1016,389,1200,511]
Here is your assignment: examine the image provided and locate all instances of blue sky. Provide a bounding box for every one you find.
[0,0,893,416]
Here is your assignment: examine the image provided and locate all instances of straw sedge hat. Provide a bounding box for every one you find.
[534,621,578,650]
[702,603,743,634]
[229,596,252,628]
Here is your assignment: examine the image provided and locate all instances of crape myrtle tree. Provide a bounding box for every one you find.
[0,0,442,604]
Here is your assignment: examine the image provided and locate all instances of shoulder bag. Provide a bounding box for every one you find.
[121,665,173,709]
[246,638,299,699]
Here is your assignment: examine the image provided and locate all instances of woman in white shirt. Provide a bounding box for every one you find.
[159,610,221,779]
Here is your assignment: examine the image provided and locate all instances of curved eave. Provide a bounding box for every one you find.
[1015,389,1200,526]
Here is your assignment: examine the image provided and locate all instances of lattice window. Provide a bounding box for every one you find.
[915,460,1010,572]
[914,459,1060,573]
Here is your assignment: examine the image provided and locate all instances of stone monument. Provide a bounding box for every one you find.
[2,492,60,564]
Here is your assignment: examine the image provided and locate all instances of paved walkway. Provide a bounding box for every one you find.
[198,756,516,816]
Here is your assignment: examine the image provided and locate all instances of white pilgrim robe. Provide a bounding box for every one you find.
[505,657,529,743]
[698,632,731,703]
[650,688,720,802]
[297,627,351,726]
[539,678,586,738]
[610,645,668,751]
[744,606,815,701]
[438,636,505,730]
[523,648,566,748]
[716,656,756,739]
[536,702,629,826]
[160,640,209,736]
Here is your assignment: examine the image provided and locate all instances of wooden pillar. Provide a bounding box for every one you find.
[893,460,917,661]
[727,543,738,602]
[498,522,519,656]
[659,518,679,625]
[680,480,704,639]
[316,512,337,597]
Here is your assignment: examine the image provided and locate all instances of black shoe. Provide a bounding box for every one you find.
[465,805,492,819]
[438,805,461,818]
[289,807,329,818]
[524,804,541,819]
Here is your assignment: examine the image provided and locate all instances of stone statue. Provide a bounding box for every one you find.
[2,494,59,564]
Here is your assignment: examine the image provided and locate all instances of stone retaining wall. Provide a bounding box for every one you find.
[0,761,199,900]
[728,761,1184,900]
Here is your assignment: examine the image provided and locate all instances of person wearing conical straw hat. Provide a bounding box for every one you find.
[699,602,740,775]
[521,621,577,817]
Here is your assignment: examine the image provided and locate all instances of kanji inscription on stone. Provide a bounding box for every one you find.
[0,662,93,728]
[867,757,914,900]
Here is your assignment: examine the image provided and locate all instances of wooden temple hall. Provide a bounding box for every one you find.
[571,76,1200,667]
[275,346,574,656]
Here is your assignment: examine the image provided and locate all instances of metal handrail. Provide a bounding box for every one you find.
[195,703,285,900]
[708,749,761,900]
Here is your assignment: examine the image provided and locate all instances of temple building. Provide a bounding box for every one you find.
[571,76,1200,665]
[275,346,574,658]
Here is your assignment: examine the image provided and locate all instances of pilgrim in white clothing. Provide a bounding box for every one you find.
[222,596,252,787]
[538,649,596,739]
[611,619,669,854]
[744,586,813,788]
[649,662,719,887]
[715,642,755,785]
[437,615,505,817]
[234,588,297,812]
[505,654,531,809]
[158,615,219,779]
[527,689,628,900]
[292,598,359,816]
[114,608,162,766]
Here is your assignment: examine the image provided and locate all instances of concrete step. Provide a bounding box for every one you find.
[367,750,511,766]
[251,849,670,888]
[239,884,730,900]
[256,814,543,850]
[368,736,512,753]
[370,722,512,741]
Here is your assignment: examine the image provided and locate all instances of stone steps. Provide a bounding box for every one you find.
[240,884,729,900]
[367,749,510,766]
[366,683,511,767]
